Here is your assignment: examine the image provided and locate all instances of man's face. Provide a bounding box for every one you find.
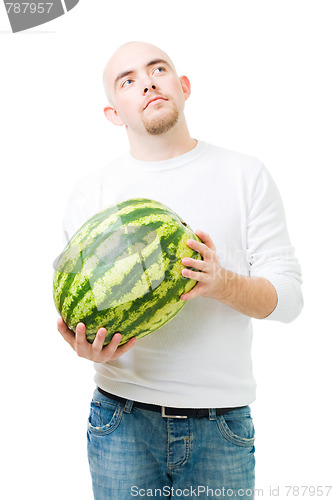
[103,43,190,136]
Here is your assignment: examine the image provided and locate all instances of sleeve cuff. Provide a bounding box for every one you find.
[263,274,304,323]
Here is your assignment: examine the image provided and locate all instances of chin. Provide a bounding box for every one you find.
[143,107,179,135]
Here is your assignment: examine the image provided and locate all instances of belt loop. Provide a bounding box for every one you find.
[209,408,217,420]
[124,399,134,413]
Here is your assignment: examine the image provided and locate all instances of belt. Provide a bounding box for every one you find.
[97,387,245,419]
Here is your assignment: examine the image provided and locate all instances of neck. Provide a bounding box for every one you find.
[126,117,197,162]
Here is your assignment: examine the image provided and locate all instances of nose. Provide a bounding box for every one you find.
[143,84,156,94]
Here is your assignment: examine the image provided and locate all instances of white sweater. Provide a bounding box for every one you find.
[63,141,303,408]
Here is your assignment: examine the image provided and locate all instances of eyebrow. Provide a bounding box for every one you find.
[114,59,171,88]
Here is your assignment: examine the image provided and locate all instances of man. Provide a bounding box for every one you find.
[57,41,303,499]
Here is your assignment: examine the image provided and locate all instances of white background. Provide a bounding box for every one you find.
[1,1,332,499]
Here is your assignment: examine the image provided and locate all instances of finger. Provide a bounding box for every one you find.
[98,333,133,362]
[57,317,76,348]
[75,322,89,356]
[112,336,137,359]
[109,332,123,349]
[181,286,200,301]
[98,332,123,358]
[182,257,206,270]
[182,267,205,281]
[57,317,69,334]
[186,238,210,258]
[91,327,107,354]
[194,230,217,251]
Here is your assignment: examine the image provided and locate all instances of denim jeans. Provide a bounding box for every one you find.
[87,388,255,499]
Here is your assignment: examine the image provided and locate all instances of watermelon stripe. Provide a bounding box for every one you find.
[74,201,179,255]
[53,198,202,345]
[65,218,179,323]
[83,248,197,344]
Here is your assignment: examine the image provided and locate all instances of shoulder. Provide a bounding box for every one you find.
[63,154,127,240]
[202,141,265,178]
[70,154,125,196]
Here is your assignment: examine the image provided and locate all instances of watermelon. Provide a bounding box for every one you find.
[53,198,202,345]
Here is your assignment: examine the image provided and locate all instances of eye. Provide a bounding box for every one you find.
[121,79,133,88]
[152,66,165,76]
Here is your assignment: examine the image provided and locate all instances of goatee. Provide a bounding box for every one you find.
[142,102,179,135]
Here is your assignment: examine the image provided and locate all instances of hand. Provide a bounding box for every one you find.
[57,318,137,363]
[180,229,225,301]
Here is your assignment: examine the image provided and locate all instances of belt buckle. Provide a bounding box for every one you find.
[161,406,188,419]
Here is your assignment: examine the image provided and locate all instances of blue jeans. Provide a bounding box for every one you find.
[87,388,255,499]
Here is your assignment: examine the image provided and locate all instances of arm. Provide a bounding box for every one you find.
[180,231,277,319]
[181,165,303,322]
[216,273,277,319]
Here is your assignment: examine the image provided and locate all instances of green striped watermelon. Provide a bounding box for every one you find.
[53,198,202,345]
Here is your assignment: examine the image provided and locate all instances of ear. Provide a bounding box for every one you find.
[104,106,125,126]
[179,75,191,101]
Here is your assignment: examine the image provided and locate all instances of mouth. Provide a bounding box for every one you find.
[144,96,167,110]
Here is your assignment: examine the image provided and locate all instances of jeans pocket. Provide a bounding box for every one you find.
[216,407,255,447]
[87,398,124,436]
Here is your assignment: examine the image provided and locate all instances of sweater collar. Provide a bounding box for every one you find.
[121,140,207,172]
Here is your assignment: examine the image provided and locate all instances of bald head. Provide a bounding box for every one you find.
[103,41,177,105]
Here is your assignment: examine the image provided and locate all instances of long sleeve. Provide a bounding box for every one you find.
[246,164,303,323]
